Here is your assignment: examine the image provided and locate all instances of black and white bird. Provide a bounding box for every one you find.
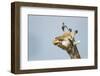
[62,22,72,32]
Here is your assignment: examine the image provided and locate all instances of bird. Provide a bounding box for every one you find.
[62,22,72,32]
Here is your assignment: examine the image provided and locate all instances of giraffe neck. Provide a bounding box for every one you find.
[57,42,81,59]
[66,45,81,59]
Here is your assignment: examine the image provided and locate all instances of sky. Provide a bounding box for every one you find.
[28,15,88,61]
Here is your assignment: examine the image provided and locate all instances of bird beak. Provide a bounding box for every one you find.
[73,40,80,45]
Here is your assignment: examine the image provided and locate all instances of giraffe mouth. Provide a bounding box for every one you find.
[53,38,70,47]
[53,38,70,51]
[53,39,61,45]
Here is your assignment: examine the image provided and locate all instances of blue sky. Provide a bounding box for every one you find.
[28,15,88,60]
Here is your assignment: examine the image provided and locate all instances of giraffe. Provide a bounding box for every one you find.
[53,23,81,59]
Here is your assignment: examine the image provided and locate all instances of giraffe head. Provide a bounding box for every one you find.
[53,29,79,51]
[53,23,81,59]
